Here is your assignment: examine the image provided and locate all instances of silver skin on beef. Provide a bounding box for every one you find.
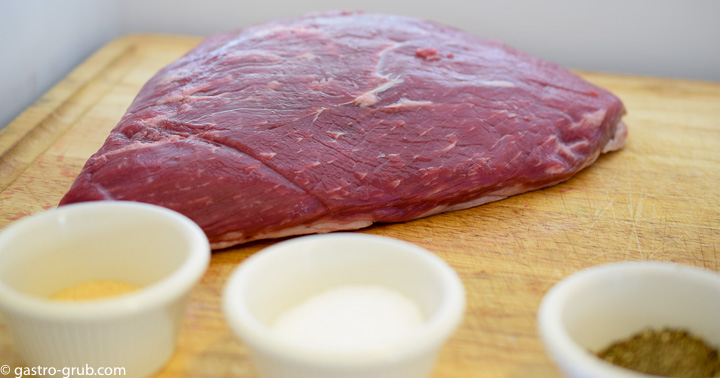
[60,11,627,249]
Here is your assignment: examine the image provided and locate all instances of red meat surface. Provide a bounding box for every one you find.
[60,11,627,249]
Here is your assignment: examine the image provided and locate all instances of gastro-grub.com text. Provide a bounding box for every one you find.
[12,364,126,378]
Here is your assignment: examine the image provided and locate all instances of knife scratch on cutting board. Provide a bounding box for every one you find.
[558,193,582,261]
[648,198,658,260]
[625,188,646,258]
[583,196,616,237]
[19,180,43,208]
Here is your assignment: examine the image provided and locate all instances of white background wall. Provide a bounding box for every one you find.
[1,0,719,130]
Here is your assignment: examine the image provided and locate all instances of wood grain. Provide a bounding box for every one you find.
[1,34,719,377]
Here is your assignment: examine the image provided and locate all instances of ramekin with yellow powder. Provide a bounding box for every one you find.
[0,202,210,377]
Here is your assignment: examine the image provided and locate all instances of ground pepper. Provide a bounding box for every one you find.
[596,328,720,378]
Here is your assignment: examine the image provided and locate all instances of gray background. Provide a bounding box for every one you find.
[1,0,718,130]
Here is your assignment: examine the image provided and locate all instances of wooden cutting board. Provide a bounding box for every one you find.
[1,34,719,377]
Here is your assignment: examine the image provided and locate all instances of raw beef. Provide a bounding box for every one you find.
[60,11,627,249]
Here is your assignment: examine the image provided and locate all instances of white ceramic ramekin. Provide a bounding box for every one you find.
[223,233,466,378]
[538,261,720,378]
[0,201,210,378]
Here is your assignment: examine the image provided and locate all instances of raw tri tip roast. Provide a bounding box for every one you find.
[60,11,628,249]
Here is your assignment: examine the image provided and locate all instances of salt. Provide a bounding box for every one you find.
[271,285,425,353]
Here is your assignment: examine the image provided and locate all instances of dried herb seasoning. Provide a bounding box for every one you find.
[596,328,720,378]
